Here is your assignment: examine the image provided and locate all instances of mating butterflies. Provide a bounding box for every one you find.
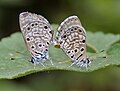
[54,16,91,67]
[19,12,91,67]
[19,12,54,65]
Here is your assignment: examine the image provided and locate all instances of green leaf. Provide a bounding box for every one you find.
[0,24,120,79]
[87,32,120,51]
[88,43,120,70]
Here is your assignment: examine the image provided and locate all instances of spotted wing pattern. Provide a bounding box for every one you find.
[19,12,53,64]
[55,16,91,67]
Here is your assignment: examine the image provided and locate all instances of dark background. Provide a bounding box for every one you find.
[0,0,120,91]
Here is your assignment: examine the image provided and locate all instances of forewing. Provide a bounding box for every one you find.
[19,12,53,60]
[56,16,87,62]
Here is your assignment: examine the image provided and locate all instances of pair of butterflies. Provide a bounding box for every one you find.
[19,12,91,68]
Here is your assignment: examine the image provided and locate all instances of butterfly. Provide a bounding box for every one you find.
[19,12,54,66]
[54,16,91,68]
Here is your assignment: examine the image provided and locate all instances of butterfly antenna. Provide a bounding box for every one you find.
[49,57,54,65]
[33,63,36,69]
[88,49,107,59]
[9,51,30,60]
[16,51,30,57]
[68,61,77,68]
[46,54,54,65]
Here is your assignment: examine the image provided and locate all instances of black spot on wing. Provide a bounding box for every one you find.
[76,54,83,60]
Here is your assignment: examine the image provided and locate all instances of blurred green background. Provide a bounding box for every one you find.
[0,0,120,91]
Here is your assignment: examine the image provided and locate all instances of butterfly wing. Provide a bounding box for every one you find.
[55,16,90,67]
[19,12,53,64]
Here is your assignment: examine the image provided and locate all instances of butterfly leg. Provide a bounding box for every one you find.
[40,62,46,67]
[50,57,54,65]
[31,56,46,67]
[46,55,54,65]
[68,60,78,68]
